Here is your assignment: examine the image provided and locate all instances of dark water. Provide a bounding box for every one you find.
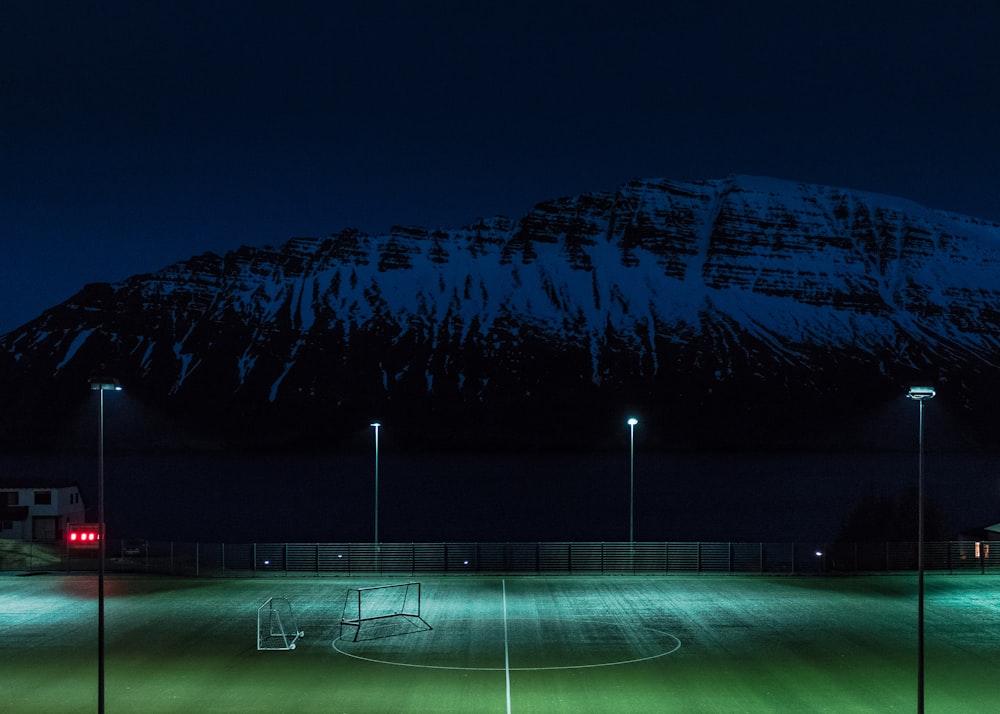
[2,450,997,545]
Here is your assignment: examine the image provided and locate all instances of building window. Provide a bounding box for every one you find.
[34,491,52,505]
[1,520,11,530]
[1,492,18,505]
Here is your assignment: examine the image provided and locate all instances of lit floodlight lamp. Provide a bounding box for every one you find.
[627,417,638,426]
[907,386,936,401]
[90,378,122,392]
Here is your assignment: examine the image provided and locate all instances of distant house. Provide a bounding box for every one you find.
[0,478,88,543]
[957,522,1000,544]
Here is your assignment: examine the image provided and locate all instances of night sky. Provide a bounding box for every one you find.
[3,1,999,334]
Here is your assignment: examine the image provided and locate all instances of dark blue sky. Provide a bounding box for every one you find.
[3,0,998,334]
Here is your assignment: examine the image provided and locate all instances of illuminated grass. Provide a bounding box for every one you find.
[1,573,997,712]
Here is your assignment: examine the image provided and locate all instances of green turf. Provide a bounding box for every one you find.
[1,573,997,713]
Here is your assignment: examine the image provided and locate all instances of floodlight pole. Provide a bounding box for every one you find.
[371,422,381,549]
[627,418,638,550]
[90,377,121,714]
[907,385,934,714]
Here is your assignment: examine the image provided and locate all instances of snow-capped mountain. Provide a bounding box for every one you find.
[3,175,999,451]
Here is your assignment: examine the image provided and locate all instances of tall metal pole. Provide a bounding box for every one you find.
[907,385,934,714]
[916,397,925,714]
[371,422,380,547]
[627,418,638,548]
[97,387,105,714]
[90,376,119,714]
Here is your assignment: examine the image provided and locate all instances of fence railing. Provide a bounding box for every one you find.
[4,539,998,576]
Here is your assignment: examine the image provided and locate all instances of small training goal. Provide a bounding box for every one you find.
[340,582,431,642]
[257,597,305,651]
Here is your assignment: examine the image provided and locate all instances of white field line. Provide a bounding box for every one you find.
[503,579,512,714]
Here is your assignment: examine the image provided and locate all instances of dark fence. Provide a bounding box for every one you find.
[6,539,997,577]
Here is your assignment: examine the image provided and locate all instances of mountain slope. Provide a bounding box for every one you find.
[3,175,999,451]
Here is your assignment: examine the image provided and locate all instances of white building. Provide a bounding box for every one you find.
[0,478,88,543]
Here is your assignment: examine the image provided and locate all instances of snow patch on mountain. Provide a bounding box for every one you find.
[55,328,95,371]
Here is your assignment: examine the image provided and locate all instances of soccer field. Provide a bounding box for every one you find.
[2,573,997,713]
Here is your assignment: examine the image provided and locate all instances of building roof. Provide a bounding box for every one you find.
[0,476,82,490]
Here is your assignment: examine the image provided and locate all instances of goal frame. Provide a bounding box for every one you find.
[339,581,430,641]
[257,596,304,651]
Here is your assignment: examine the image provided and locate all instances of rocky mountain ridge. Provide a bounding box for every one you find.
[2,175,999,451]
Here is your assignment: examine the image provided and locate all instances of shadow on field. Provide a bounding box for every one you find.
[56,573,223,600]
[341,614,433,642]
[762,574,915,598]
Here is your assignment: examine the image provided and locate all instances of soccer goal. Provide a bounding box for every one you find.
[257,597,305,651]
[340,582,431,642]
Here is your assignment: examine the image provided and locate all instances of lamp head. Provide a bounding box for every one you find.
[89,377,122,391]
[907,386,936,401]
[370,422,381,428]
[627,417,638,426]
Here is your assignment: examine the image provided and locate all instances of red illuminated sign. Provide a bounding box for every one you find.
[67,524,101,549]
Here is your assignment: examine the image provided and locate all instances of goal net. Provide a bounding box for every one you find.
[340,582,430,641]
[257,597,304,651]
